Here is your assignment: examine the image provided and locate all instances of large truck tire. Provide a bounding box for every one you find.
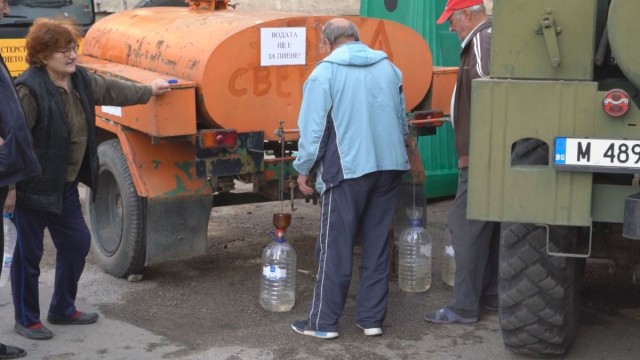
[499,223,581,356]
[90,139,146,278]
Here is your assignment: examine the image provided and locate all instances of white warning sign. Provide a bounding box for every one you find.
[260,27,306,66]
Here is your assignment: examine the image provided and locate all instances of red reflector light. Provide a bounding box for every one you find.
[409,110,445,127]
[603,89,630,118]
[199,129,238,150]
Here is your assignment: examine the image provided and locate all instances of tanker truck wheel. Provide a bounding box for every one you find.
[499,223,582,356]
[90,139,146,278]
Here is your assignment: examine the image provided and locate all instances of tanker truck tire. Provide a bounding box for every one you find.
[499,223,581,356]
[90,139,146,278]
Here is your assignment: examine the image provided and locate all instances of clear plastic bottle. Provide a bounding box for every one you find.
[398,207,432,292]
[260,229,296,312]
[442,227,456,287]
[1,213,17,287]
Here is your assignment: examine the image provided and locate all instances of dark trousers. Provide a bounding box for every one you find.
[11,182,91,326]
[307,171,403,332]
[0,185,7,279]
[448,168,500,314]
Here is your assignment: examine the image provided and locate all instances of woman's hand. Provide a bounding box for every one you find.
[150,79,171,96]
[4,188,16,213]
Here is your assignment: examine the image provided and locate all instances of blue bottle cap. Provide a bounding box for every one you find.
[167,79,178,84]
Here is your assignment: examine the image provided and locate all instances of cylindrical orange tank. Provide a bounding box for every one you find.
[81,8,433,141]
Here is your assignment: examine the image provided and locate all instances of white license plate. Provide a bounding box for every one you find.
[554,137,640,171]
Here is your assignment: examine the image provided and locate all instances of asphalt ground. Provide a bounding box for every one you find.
[0,189,639,359]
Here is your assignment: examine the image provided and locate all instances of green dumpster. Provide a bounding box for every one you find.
[360,0,460,199]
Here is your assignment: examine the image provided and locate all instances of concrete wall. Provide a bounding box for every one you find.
[96,0,360,15]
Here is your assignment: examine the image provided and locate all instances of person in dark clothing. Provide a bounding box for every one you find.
[423,0,500,324]
[0,0,40,357]
[291,18,409,339]
[4,18,171,341]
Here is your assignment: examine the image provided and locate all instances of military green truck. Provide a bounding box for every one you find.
[469,0,640,356]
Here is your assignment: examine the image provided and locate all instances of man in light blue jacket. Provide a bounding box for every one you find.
[292,18,409,339]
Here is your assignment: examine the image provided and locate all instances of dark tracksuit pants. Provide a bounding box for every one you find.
[448,168,500,314]
[12,182,91,326]
[307,170,403,332]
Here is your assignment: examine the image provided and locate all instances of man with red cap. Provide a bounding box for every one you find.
[424,0,500,324]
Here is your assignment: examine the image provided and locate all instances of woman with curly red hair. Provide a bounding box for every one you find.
[5,18,171,340]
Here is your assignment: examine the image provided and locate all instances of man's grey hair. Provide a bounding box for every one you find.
[453,4,485,18]
[322,20,360,45]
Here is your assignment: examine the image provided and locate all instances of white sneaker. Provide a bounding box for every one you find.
[291,320,339,339]
[357,324,383,336]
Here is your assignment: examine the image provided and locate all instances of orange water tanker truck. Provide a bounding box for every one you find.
[77,0,455,277]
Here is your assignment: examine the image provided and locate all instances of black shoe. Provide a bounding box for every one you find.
[480,295,499,312]
[0,343,26,359]
[48,311,99,325]
[14,322,53,340]
[481,302,499,312]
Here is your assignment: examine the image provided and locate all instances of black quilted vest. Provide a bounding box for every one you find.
[15,66,97,213]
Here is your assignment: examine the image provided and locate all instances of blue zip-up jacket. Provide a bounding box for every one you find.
[293,41,409,194]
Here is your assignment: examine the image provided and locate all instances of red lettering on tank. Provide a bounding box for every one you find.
[253,67,271,96]
[276,67,291,98]
[227,65,308,99]
[229,67,248,97]
[297,66,309,98]
[369,21,394,62]
[304,23,324,65]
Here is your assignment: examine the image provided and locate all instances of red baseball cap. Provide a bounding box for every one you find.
[437,0,484,24]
